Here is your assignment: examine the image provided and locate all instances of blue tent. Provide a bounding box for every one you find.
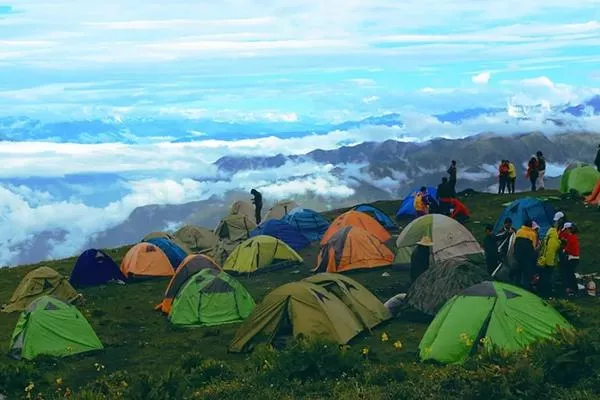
[69,249,125,287]
[282,208,330,242]
[395,187,438,218]
[494,197,556,238]
[353,204,396,230]
[144,238,188,269]
[250,220,310,251]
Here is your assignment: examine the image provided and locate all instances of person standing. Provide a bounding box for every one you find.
[413,187,431,217]
[560,222,580,297]
[437,177,452,215]
[527,157,539,192]
[250,189,263,224]
[447,160,457,197]
[513,219,537,289]
[595,145,600,172]
[536,151,546,190]
[498,160,509,194]
[496,217,516,262]
[507,160,517,194]
[484,225,499,275]
[536,218,561,298]
[410,236,433,282]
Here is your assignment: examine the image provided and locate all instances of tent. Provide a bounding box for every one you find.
[229,281,367,352]
[228,200,256,223]
[169,269,255,327]
[214,215,257,243]
[405,257,490,316]
[560,163,600,195]
[263,200,300,222]
[69,249,125,288]
[156,254,221,314]
[174,225,218,254]
[395,214,484,265]
[120,243,174,278]
[395,187,439,218]
[2,267,78,313]
[315,226,394,273]
[493,197,555,238]
[321,210,391,245]
[9,296,103,360]
[142,231,190,252]
[419,281,573,364]
[303,273,391,329]
[223,235,303,274]
[144,237,189,270]
[282,208,330,241]
[352,204,396,230]
[249,219,310,251]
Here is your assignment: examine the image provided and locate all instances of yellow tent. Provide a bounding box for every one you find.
[2,267,78,313]
[223,235,303,273]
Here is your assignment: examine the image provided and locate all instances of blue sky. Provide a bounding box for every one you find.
[1,1,599,122]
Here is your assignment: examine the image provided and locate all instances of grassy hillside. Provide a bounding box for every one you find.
[1,190,600,399]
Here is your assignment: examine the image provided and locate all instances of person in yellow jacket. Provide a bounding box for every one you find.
[536,222,561,297]
[507,160,517,194]
[413,187,430,217]
[513,220,537,289]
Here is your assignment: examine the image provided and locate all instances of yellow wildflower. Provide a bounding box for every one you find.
[361,347,369,355]
[393,340,403,350]
[56,377,63,385]
[516,326,524,334]
[381,332,389,342]
[25,382,35,392]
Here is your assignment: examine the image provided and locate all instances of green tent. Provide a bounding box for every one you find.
[169,269,255,327]
[560,163,600,195]
[9,296,103,360]
[419,281,573,364]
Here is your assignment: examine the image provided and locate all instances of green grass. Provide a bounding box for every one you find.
[1,190,600,398]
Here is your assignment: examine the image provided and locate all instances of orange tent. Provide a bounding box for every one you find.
[320,210,391,245]
[120,243,174,278]
[155,254,221,314]
[585,178,600,205]
[315,226,394,273]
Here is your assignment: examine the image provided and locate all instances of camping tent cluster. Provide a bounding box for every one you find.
[0,190,577,366]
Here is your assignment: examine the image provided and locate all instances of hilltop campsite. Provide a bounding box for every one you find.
[1,186,600,399]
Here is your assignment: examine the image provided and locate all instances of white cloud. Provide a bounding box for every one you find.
[472,71,491,85]
[362,95,380,104]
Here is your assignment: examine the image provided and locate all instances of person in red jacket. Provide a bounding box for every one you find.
[560,222,580,296]
[448,198,470,223]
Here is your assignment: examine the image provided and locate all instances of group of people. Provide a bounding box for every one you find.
[413,160,470,222]
[498,151,546,194]
[484,211,580,298]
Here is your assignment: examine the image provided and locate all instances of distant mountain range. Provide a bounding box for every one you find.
[1,96,599,144]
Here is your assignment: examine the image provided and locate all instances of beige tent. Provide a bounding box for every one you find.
[2,267,78,313]
[174,225,217,254]
[395,214,483,265]
[214,215,256,243]
[228,200,256,223]
[263,200,300,221]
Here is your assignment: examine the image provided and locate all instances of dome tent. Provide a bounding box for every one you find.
[69,249,125,288]
[263,200,300,221]
[120,243,173,278]
[321,210,391,245]
[493,197,556,238]
[419,281,573,364]
[560,163,600,195]
[169,269,255,327]
[282,208,330,241]
[395,187,438,218]
[316,226,394,273]
[249,219,310,251]
[228,200,256,223]
[9,296,103,360]
[223,235,303,274]
[352,204,396,230]
[155,254,221,314]
[395,214,483,266]
[2,267,78,313]
[404,257,490,316]
[174,225,218,254]
[141,231,191,252]
[143,237,189,270]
